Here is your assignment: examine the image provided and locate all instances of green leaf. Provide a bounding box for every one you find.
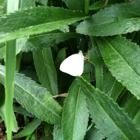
[0,85,18,132]
[23,32,80,52]
[53,124,63,140]
[0,46,5,59]
[14,106,35,117]
[96,36,140,99]
[85,125,105,140]
[13,119,41,138]
[0,65,62,124]
[33,48,58,95]
[88,44,104,90]
[124,96,140,119]
[16,37,28,53]
[26,133,36,140]
[89,0,105,11]
[76,1,140,36]
[89,0,122,11]
[88,46,104,66]
[77,76,140,140]
[103,70,124,101]
[0,6,87,43]
[133,110,140,131]
[0,37,27,59]
[62,80,89,140]
[5,40,17,139]
[0,0,4,16]
[55,48,67,70]
[62,0,85,11]
[5,1,20,139]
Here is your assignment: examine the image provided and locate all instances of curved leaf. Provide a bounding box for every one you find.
[0,6,87,43]
[103,70,124,101]
[62,80,89,140]
[0,65,62,124]
[96,36,140,99]
[13,119,41,138]
[0,46,5,59]
[54,124,63,140]
[124,96,140,120]
[85,125,105,140]
[77,76,140,140]
[76,1,140,36]
[55,48,67,70]
[33,48,58,95]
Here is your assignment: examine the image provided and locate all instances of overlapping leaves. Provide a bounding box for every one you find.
[0,6,87,43]
[96,36,140,99]
[77,76,140,140]
[0,65,62,124]
[76,1,140,36]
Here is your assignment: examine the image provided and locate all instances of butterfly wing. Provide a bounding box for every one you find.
[60,51,84,76]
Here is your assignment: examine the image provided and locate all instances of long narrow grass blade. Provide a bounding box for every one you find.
[13,119,41,138]
[5,41,17,140]
[5,1,19,139]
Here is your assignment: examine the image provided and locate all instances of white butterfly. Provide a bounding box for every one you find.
[60,50,84,76]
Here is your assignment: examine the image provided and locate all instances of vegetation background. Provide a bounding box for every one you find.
[0,0,140,140]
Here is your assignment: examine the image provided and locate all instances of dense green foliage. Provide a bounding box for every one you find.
[0,0,140,140]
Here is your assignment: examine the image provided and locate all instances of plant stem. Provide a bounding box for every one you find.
[85,0,90,15]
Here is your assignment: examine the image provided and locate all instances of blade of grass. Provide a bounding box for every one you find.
[5,41,17,140]
[13,119,41,138]
[5,0,19,139]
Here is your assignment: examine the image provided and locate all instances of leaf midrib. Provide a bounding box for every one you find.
[15,80,61,120]
[103,38,140,78]
[88,86,130,140]
[72,87,81,140]
[0,67,61,120]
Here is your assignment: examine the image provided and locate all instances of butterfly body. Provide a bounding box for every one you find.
[60,50,84,76]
